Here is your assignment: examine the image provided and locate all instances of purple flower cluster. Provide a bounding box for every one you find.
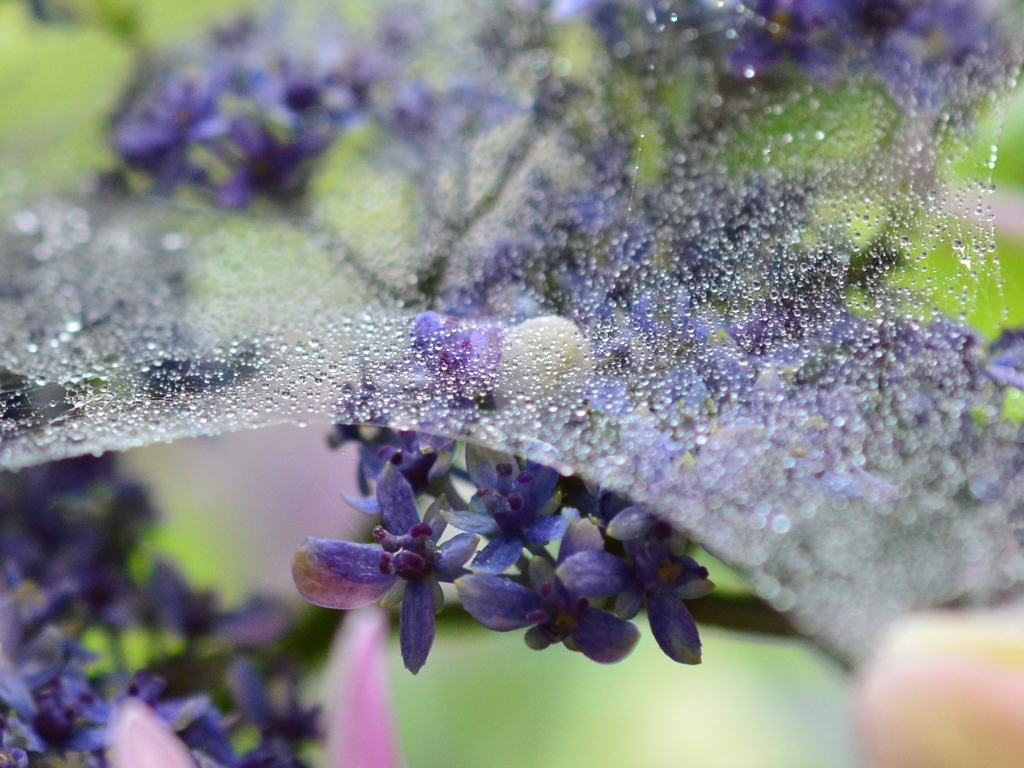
[293,430,714,673]
[111,17,382,207]
[409,312,504,408]
[559,0,999,108]
[0,455,318,767]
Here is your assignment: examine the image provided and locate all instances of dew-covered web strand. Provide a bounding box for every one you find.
[626,8,676,223]
[1,0,1023,668]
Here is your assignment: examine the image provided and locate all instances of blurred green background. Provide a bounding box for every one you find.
[5,1,1024,766]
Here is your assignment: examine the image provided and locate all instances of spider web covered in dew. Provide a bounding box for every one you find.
[0,0,1023,663]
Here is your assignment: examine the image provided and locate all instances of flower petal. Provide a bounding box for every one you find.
[342,492,380,515]
[455,574,543,631]
[376,462,421,534]
[436,533,481,580]
[606,506,656,541]
[226,659,272,730]
[0,656,37,719]
[465,443,518,491]
[571,608,640,664]
[324,607,401,768]
[471,533,524,574]
[422,496,449,541]
[66,727,107,752]
[399,580,436,674]
[107,699,197,768]
[647,591,702,664]
[555,551,633,598]
[522,461,560,508]
[615,588,643,620]
[674,578,715,600]
[441,508,500,535]
[293,538,397,609]
[987,363,1024,390]
[557,517,605,564]
[427,444,456,483]
[216,168,255,209]
[523,513,569,544]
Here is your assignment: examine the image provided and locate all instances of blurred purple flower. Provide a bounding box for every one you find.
[853,0,996,108]
[211,116,336,208]
[112,70,228,196]
[729,0,845,80]
[227,658,319,746]
[410,312,503,405]
[111,17,385,207]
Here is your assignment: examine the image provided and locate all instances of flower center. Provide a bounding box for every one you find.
[374,525,435,580]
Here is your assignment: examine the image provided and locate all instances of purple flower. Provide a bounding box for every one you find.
[211,116,336,208]
[334,428,455,515]
[111,69,228,196]
[29,669,109,751]
[293,460,479,673]
[442,444,564,574]
[854,0,990,62]
[610,518,714,665]
[456,517,640,663]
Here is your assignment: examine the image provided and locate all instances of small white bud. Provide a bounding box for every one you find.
[496,315,593,408]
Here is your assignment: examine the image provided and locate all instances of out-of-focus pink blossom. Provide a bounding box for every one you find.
[856,610,1024,768]
[323,605,403,768]
[107,698,197,768]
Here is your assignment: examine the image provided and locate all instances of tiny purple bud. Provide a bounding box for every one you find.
[392,551,430,580]
[409,523,433,539]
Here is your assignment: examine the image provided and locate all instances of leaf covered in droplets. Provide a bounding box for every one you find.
[2,0,1024,662]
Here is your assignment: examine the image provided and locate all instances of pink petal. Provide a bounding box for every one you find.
[107,699,197,768]
[324,606,403,768]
